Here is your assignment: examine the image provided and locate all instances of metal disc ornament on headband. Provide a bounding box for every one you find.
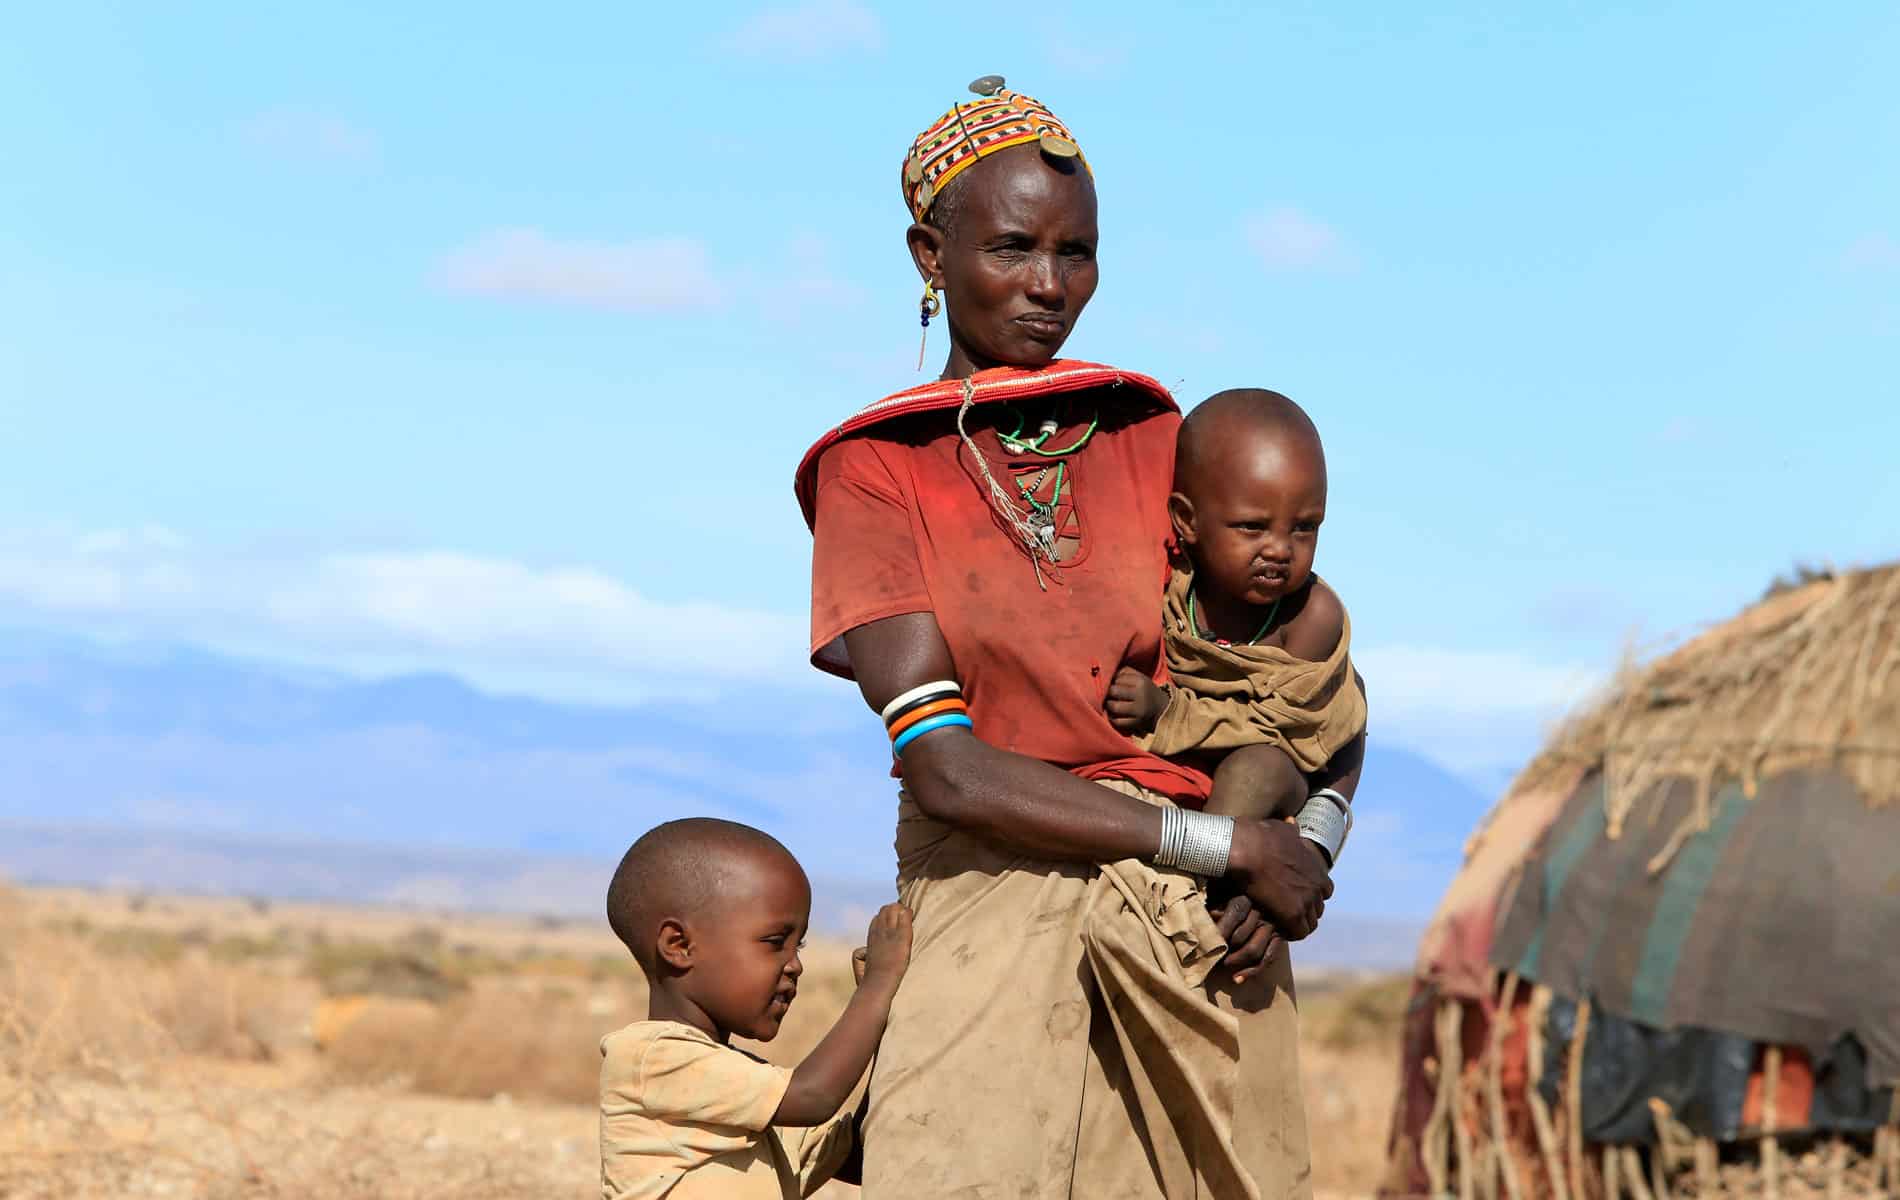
[900,74,1092,222]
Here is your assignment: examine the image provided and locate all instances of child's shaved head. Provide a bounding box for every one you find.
[1176,388,1325,501]
[606,818,802,972]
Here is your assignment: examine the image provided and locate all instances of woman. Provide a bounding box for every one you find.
[794,79,1359,1199]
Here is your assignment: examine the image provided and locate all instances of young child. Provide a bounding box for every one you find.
[1107,388,1366,854]
[599,817,911,1200]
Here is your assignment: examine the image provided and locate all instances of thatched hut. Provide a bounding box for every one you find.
[1380,565,1900,1198]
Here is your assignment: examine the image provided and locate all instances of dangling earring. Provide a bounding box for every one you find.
[917,281,942,370]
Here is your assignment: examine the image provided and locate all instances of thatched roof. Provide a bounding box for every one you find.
[1416,561,1900,999]
[1520,562,1900,846]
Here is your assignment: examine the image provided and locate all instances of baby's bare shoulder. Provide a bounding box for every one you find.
[1281,577,1346,661]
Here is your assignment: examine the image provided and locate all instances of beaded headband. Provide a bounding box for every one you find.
[901,74,1090,223]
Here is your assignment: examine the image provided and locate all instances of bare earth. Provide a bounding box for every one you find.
[1,885,1402,1199]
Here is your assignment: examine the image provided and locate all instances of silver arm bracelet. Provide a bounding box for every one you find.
[1154,806,1235,878]
[1296,789,1352,865]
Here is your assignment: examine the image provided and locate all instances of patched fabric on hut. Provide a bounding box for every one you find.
[1493,768,1900,1085]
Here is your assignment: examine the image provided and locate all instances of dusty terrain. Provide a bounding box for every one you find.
[0,884,1405,1198]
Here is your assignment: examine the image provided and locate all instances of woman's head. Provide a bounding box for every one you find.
[902,82,1099,376]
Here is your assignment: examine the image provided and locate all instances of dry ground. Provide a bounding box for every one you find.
[1,884,1404,1198]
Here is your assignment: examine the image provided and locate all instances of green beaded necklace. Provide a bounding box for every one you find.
[1187,587,1281,647]
[998,405,1100,457]
[999,405,1096,559]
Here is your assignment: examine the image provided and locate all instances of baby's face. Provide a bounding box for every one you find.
[1180,431,1326,607]
[683,849,811,1043]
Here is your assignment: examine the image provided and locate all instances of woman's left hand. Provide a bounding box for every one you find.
[1209,894,1282,983]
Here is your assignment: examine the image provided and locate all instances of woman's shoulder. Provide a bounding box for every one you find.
[793,360,1177,527]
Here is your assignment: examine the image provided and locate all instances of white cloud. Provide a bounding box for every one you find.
[1246,207,1356,271]
[725,0,883,60]
[1353,643,1606,778]
[1844,233,1900,270]
[240,108,376,162]
[435,229,726,312]
[0,527,810,704]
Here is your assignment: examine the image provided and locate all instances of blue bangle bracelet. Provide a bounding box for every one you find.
[891,711,973,756]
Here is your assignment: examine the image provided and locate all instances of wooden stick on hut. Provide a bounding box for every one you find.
[1650,1137,1670,1200]
[1622,1147,1655,1200]
[1423,999,1455,1197]
[1603,1143,1621,1200]
[1448,1003,1476,1200]
[1486,971,1525,1200]
[1565,998,1593,1200]
[1524,987,1571,1200]
[1824,1136,1844,1200]
[1889,1089,1900,1195]
[1761,1046,1781,1200]
[1692,1138,1718,1196]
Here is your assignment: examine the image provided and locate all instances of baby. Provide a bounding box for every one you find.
[599,818,911,1200]
[1107,388,1365,857]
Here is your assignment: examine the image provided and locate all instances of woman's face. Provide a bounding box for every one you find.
[909,144,1099,376]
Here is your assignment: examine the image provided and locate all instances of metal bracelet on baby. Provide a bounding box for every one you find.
[1296,789,1352,865]
[1154,806,1235,878]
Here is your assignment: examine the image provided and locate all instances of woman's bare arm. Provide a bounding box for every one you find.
[841,613,1333,938]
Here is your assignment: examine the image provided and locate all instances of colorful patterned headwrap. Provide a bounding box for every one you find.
[901,75,1089,223]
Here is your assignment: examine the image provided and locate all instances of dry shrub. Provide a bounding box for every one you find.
[324,980,638,1104]
[0,887,315,1076]
[317,943,863,1105]
[1301,973,1413,1052]
[305,939,468,1002]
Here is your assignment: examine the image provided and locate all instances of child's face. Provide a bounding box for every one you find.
[681,849,812,1043]
[1175,430,1327,607]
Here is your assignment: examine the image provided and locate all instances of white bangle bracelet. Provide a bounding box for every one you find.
[1154,806,1235,878]
[1297,791,1352,865]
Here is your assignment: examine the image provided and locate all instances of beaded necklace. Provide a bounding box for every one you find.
[954,384,1099,586]
[1002,404,1095,561]
[1187,587,1281,648]
[998,405,1100,457]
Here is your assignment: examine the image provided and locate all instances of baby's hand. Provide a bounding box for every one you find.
[855,903,912,990]
[1105,666,1169,733]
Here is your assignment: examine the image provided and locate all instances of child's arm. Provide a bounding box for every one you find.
[772,903,912,1127]
[1106,666,1171,734]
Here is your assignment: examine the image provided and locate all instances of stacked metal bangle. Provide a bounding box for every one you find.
[882,679,973,757]
[1296,788,1352,865]
[1154,806,1235,878]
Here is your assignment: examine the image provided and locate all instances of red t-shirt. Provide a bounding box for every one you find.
[806,375,1211,806]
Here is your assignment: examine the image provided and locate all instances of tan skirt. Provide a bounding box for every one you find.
[859,779,1312,1199]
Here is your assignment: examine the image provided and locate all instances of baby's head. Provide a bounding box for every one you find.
[607,818,810,1042]
[1170,388,1328,608]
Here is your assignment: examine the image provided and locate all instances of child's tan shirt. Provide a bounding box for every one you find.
[598,1020,849,1200]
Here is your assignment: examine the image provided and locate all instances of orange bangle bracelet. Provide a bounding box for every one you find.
[887,697,969,739]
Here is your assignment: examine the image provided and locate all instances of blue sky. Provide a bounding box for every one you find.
[3,1,1897,791]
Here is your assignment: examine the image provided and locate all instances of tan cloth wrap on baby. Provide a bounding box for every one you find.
[1144,569,1368,770]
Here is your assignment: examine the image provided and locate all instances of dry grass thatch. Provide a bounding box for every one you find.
[1521,562,1900,845]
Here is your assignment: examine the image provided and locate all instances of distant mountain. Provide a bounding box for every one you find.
[0,823,1424,968]
[0,632,1489,958]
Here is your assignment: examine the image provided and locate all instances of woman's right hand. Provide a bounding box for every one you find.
[1228,818,1332,940]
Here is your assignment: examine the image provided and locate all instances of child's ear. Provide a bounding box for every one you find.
[1167,492,1197,545]
[656,918,693,971]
